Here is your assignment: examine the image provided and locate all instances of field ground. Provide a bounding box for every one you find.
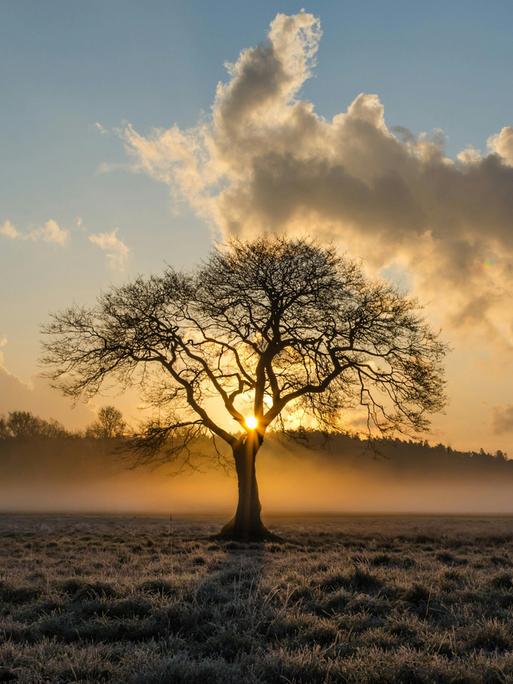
[2,515,513,682]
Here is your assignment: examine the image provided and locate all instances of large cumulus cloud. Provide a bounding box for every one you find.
[121,11,513,343]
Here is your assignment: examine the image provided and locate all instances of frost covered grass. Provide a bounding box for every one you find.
[2,514,513,682]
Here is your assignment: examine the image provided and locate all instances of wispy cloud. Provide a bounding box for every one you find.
[1,216,129,270]
[95,161,131,175]
[0,336,7,368]
[30,219,69,245]
[95,121,108,135]
[88,228,129,270]
[0,218,69,245]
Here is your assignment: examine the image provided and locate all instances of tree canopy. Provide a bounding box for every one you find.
[42,236,446,539]
[86,406,127,440]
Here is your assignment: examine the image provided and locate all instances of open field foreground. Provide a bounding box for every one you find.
[3,515,513,683]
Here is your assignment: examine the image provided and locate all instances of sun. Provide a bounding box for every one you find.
[245,415,258,430]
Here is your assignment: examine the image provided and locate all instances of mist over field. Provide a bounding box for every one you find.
[1,434,512,515]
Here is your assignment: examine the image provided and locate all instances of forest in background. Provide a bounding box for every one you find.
[1,408,512,515]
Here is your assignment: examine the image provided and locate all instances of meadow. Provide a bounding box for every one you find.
[2,514,513,683]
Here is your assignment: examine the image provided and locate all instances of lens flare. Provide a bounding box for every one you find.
[245,415,258,430]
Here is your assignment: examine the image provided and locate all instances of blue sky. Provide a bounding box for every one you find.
[3,0,513,268]
[1,1,513,449]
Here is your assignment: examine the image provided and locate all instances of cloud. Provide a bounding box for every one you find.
[120,11,513,345]
[488,127,513,166]
[493,405,513,435]
[0,220,20,239]
[30,219,69,245]
[95,121,108,135]
[0,336,7,367]
[88,228,129,270]
[95,161,130,175]
[1,215,127,269]
[0,218,69,245]
[493,404,513,436]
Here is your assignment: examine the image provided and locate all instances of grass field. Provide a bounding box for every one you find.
[2,514,513,683]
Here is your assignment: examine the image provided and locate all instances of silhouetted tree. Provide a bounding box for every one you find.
[0,411,69,440]
[42,237,446,540]
[86,406,127,439]
[0,417,9,440]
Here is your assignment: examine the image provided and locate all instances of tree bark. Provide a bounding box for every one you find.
[218,434,274,541]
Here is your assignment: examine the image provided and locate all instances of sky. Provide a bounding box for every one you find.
[1,1,513,453]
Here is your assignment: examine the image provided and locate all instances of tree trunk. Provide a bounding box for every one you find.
[218,434,274,541]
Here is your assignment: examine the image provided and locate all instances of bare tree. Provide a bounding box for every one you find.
[42,237,446,540]
[86,406,127,440]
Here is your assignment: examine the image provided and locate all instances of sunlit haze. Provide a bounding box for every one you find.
[2,2,513,457]
[4,7,513,681]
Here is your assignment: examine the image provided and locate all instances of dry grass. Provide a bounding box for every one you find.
[2,514,513,682]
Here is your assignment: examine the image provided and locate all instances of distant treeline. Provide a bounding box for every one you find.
[2,408,513,516]
[286,429,509,465]
[278,430,512,483]
[0,407,128,441]
[0,406,513,486]
[0,408,508,463]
